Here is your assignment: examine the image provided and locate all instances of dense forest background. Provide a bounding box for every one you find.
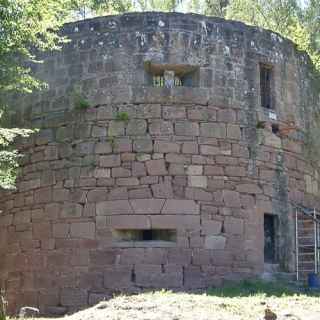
[0,0,319,187]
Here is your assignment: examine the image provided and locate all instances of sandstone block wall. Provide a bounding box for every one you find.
[0,12,319,314]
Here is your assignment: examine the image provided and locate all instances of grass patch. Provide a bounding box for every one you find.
[207,279,316,297]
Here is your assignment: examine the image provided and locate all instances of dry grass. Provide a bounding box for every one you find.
[23,281,320,320]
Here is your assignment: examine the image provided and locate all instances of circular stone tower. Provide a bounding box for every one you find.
[0,12,319,314]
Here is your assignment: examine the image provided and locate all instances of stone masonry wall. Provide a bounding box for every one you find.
[0,12,320,315]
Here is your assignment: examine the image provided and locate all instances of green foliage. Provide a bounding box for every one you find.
[0,111,34,189]
[225,0,320,72]
[135,0,181,11]
[72,86,91,110]
[0,290,7,320]
[116,111,130,122]
[207,279,305,297]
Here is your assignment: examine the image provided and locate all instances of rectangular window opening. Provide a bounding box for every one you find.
[113,229,177,243]
[153,75,183,87]
[264,214,278,263]
[260,64,273,109]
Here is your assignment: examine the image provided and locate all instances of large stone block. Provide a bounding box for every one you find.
[104,265,132,289]
[96,200,133,215]
[161,199,199,214]
[204,235,226,250]
[100,154,121,167]
[60,289,88,306]
[130,199,165,214]
[70,222,95,239]
[200,123,226,138]
[146,159,167,175]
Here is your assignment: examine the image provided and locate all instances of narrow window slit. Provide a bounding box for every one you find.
[260,64,273,109]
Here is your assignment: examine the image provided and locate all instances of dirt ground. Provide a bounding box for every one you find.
[60,290,319,320]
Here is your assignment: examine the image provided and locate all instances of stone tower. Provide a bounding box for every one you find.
[0,12,319,315]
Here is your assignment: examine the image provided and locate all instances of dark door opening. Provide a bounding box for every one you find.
[264,214,278,263]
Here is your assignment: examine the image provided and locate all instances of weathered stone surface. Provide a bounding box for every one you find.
[104,266,132,289]
[154,141,180,153]
[146,159,167,175]
[204,236,226,250]
[130,199,165,214]
[70,222,95,239]
[188,175,207,188]
[100,155,121,167]
[96,200,132,215]
[222,190,241,208]
[1,12,318,314]
[161,200,199,214]
[200,123,226,138]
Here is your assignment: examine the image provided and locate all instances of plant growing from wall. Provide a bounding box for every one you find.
[72,85,90,110]
[116,111,129,122]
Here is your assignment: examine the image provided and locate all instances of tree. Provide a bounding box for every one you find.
[0,0,67,188]
[225,0,320,71]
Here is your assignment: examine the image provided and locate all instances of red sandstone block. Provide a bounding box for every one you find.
[184,266,206,289]
[161,199,199,214]
[90,249,118,265]
[217,109,236,123]
[225,166,246,176]
[88,293,111,306]
[167,248,192,265]
[151,215,200,229]
[182,141,198,154]
[146,159,167,175]
[201,220,222,235]
[116,177,139,186]
[61,288,88,306]
[96,200,133,215]
[132,162,146,176]
[154,140,180,153]
[39,290,60,307]
[87,189,107,202]
[99,154,121,167]
[149,120,174,135]
[175,121,199,136]
[200,145,220,155]
[70,222,95,239]
[140,176,159,184]
[185,187,212,201]
[113,138,132,152]
[165,153,191,164]
[135,264,182,288]
[128,188,152,199]
[60,203,83,218]
[33,222,52,239]
[41,238,55,250]
[107,187,128,200]
[222,190,241,208]
[0,215,12,227]
[108,215,151,229]
[227,124,241,139]
[236,183,262,194]
[111,167,131,178]
[104,265,132,289]
[163,106,186,119]
[13,211,31,225]
[130,199,165,214]
[94,141,112,154]
[34,187,52,204]
[151,182,173,198]
[192,249,212,265]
